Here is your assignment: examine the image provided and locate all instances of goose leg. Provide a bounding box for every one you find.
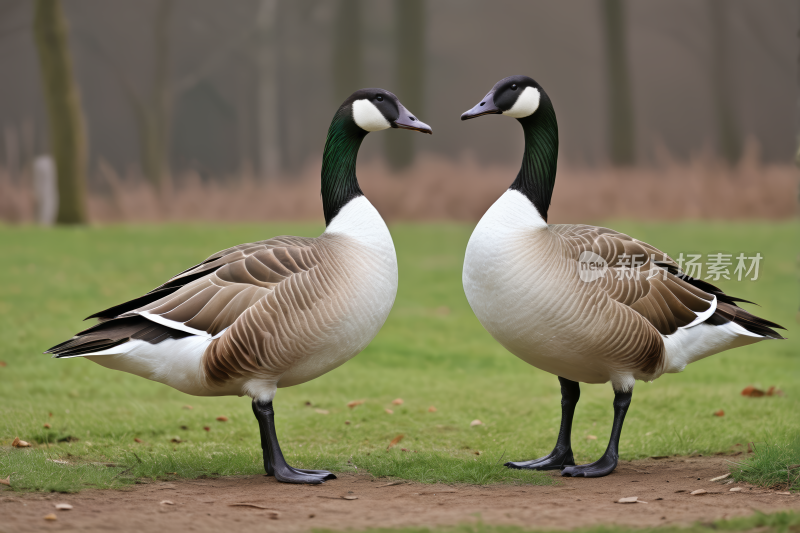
[561,388,632,478]
[252,399,337,484]
[505,377,580,471]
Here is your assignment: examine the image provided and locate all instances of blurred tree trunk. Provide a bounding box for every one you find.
[602,0,635,166]
[709,0,741,165]
[256,0,280,179]
[137,0,173,192]
[385,0,425,173]
[33,0,88,224]
[333,0,362,103]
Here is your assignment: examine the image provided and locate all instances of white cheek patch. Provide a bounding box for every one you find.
[352,99,391,131]
[503,86,541,118]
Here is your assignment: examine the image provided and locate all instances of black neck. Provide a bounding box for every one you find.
[509,95,559,222]
[321,107,367,226]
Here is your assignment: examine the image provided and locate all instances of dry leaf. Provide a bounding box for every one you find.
[160,500,175,505]
[729,487,742,492]
[690,489,707,495]
[171,437,182,443]
[713,410,725,417]
[587,435,598,440]
[401,448,409,452]
[766,386,784,396]
[473,451,481,455]
[342,496,358,500]
[55,503,73,510]
[203,426,210,432]
[0,361,6,367]
[470,419,482,427]
[314,409,329,415]
[617,496,640,504]
[387,434,404,450]
[43,423,51,429]
[11,437,30,448]
[0,476,10,486]
[182,405,193,410]
[392,398,403,405]
[347,400,365,408]
[385,409,394,415]
[134,438,143,443]
[216,416,228,422]
[344,420,351,425]
[776,492,791,495]
[710,473,730,482]
[741,386,765,397]
[44,513,57,521]
[428,406,437,412]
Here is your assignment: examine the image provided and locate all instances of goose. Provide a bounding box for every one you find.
[46,88,432,484]
[460,75,784,478]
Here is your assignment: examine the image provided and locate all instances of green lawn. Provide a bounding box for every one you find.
[0,221,797,492]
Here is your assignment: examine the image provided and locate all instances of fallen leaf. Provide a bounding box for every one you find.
[180,425,188,430]
[216,416,228,422]
[392,398,403,405]
[342,496,358,500]
[43,423,51,429]
[387,434,404,450]
[776,492,791,495]
[690,489,707,495]
[170,437,181,443]
[385,409,394,415]
[741,386,765,397]
[344,420,351,425]
[0,361,6,367]
[182,405,193,410]
[347,400,365,409]
[473,451,481,455]
[674,490,687,493]
[11,437,30,448]
[55,503,73,510]
[428,406,437,412]
[304,401,312,406]
[401,448,408,452]
[44,513,57,521]
[586,435,598,440]
[160,500,175,505]
[710,473,730,482]
[377,481,404,488]
[203,426,210,432]
[228,504,281,516]
[713,410,725,417]
[766,386,784,397]
[134,438,144,443]
[470,419,482,427]
[0,476,10,486]
[730,487,742,492]
[314,409,329,415]
[47,459,69,465]
[617,496,641,504]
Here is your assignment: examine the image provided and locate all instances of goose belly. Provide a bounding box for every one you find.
[463,195,609,384]
[277,256,398,387]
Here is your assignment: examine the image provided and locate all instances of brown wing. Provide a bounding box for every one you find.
[119,236,325,337]
[553,225,715,336]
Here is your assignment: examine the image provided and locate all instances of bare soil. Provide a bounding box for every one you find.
[1,456,798,533]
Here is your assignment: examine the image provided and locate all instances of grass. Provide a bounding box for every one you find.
[0,221,797,492]
[312,511,800,533]
[731,433,800,491]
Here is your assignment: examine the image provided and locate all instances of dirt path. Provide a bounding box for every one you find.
[1,457,798,532]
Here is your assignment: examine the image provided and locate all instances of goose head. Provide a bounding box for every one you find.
[460,75,543,121]
[345,88,432,134]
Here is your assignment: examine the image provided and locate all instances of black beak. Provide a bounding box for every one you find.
[461,90,501,120]
[393,103,432,134]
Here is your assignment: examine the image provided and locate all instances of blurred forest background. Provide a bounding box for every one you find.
[0,0,797,224]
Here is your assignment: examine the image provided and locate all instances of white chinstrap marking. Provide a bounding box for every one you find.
[352,99,390,131]
[503,86,541,119]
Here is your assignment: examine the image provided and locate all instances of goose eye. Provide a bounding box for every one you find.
[376,95,384,102]
[511,84,518,91]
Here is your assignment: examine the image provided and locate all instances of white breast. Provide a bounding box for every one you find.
[277,196,398,387]
[463,190,609,383]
